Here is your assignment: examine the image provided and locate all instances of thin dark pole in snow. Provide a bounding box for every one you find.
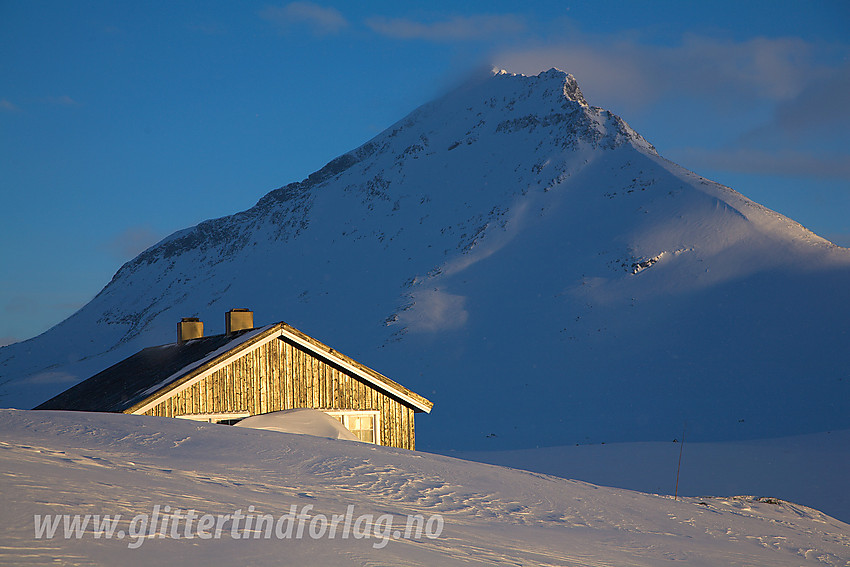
[675,422,686,500]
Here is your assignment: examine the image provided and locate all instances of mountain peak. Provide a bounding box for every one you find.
[404,65,654,158]
[536,67,588,107]
[488,66,588,107]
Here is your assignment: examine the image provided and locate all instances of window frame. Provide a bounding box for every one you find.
[322,409,381,445]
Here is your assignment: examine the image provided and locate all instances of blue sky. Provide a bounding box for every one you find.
[2,1,849,345]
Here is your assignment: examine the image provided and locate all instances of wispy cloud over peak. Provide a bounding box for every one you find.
[261,2,348,36]
[494,34,844,112]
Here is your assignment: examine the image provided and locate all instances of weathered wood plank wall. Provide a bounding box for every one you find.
[143,337,415,449]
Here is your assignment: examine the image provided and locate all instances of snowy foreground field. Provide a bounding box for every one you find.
[1,409,848,566]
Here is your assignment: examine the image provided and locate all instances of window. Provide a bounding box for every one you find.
[324,410,381,445]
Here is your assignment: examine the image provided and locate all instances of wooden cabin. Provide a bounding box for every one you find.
[35,309,433,449]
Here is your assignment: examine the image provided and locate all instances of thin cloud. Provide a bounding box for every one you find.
[4,297,36,315]
[668,147,850,181]
[188,22,228,36]
[1,96,80,111]
[775,66,850,133]
[4,295,85,316]
[260,2,348,36]
[41,95,79,107]
[366,14,526,41]
[106,225,162,260]
[0,99,21,112]
[742,63,850,143]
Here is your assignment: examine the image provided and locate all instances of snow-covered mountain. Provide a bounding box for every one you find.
[2,68,849,451]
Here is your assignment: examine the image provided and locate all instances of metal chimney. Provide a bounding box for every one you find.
[225,308,254,335]
[177,317,203,343]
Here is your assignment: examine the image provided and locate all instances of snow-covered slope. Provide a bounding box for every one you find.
[2,409,848,566]
[455,429,850,524]
[2,68,849,451]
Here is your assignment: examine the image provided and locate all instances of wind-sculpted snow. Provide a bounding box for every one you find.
[1,410,848,566]
[2,68,849,453]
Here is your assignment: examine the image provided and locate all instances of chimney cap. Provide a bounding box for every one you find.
[225,308,254,335]
[177,317,204,343]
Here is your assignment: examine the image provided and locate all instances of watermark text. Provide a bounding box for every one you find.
[34,504,444,549]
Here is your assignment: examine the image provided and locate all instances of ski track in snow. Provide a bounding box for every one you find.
[1,409,848,566]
